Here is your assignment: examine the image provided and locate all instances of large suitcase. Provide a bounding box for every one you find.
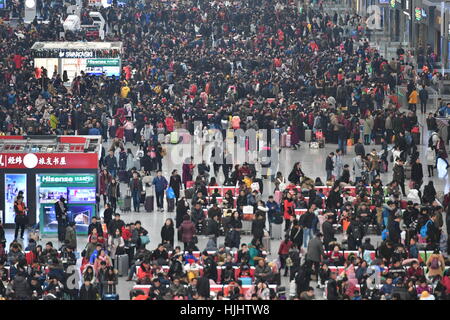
[120,195,132,213]
[281,133,287,147]
[262,236,271,254]
[170,131,179,144]
[286,134,292,147]
[116,254,129,277]
[305,129,312,142]
[167,198,175,212]
[144,196,154,212]
[271,223,283,240]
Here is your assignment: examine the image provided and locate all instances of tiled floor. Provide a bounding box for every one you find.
[5,111,449,299]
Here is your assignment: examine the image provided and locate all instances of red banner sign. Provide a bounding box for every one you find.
[0,153,99,169]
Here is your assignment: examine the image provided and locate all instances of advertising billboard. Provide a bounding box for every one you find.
[4,174,27,224]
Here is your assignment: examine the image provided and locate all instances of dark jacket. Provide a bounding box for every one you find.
[393,164,405,182]
[107,219,125,236]
[326,156,334,171]
[251,218,265,239]
[306,236,324,262]
[178,220,196,243]
[411,162,423,183]
[206,219,220,238]
[355,143,365,156]
[322,220,334,245]
[161,225,174,244]
[88,222,103,237]
[327,278,339,300]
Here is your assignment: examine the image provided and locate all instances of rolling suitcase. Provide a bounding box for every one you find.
[281,132,287,147]
[271,223,283,240]
[116,254,129,277]
[120,190,132,213]
[305,129,312,142]
[167,198,175,212]
[144,196,154,212]
[286,134,292,148]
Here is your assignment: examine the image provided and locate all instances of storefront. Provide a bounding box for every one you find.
[0,135,101,236]
[31,41,123,82]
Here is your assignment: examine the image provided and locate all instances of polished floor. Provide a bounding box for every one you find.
[5,111,450,300]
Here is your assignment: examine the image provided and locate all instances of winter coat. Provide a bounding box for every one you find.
[426,147,436,166]
[178,220,196,243]
[306,236,324,262]
[108,236,125,260]
[65,226,77,250]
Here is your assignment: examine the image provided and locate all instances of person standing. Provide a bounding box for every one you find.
[161,218,175,248]
[419,85,429,114]
[178,215,196,251]
[129,172,143,212]
[169,169,182,204]
[153,170,168,212]
[55,196,68,243]
[393,159,406,197]
[107,178,120,214]
[426,113,437,138]
[408,88,418,112]
[103,150,118,178]
[325,152,334,181]
[13,196,28,241]
[411,158,424,189]
[426,146,436,177]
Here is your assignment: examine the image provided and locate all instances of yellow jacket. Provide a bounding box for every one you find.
[408,90,418,104]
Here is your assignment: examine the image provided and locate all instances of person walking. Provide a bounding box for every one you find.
[419,85,429,114]
[153,170,168,212]
[129,172,143,212]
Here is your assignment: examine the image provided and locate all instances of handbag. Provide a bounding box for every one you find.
[140,235,150,245]
[166,187,176,199]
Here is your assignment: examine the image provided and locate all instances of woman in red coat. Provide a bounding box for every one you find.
[283,194,295,232]
[165,115,175,133]
[99,169,112,206]
[178,215,196,251]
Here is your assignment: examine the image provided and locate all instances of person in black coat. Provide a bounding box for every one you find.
[196,275,210,299]
[88,217,103,237]
[388,215,402,244]
[325,152,334,181]
[251,214,266,245]
[161,218,175,247]
[411,158,423,188]
[169,170,182,204]
[79,280,98,300]
[322,215,335,250]
[55,197,68,242]
[206,215,220,241]
[326,272,339,300]
[176,198,189,229]
[290,221,303,248]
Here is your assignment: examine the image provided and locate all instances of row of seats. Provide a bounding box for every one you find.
[206,186,374,197]
[133,284,278,297]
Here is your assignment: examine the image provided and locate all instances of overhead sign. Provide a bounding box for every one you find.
[0,153,99,169]
[38,174,96,187]
[59,51,94,58]
[86,58,120,67]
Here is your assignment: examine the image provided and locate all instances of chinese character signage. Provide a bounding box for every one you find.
[0,153,98,169]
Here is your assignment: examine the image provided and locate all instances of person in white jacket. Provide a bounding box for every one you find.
[426,147,436,177]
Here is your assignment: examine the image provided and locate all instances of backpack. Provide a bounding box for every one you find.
[430,256,440,270]
[381,229,388,241]
[420,220,432,238]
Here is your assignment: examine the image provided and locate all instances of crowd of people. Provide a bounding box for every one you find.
[0,0,450,301]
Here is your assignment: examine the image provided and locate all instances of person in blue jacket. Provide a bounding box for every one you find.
[153,170,168,212]
[266,196,281,237]
[439,103,450,117]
